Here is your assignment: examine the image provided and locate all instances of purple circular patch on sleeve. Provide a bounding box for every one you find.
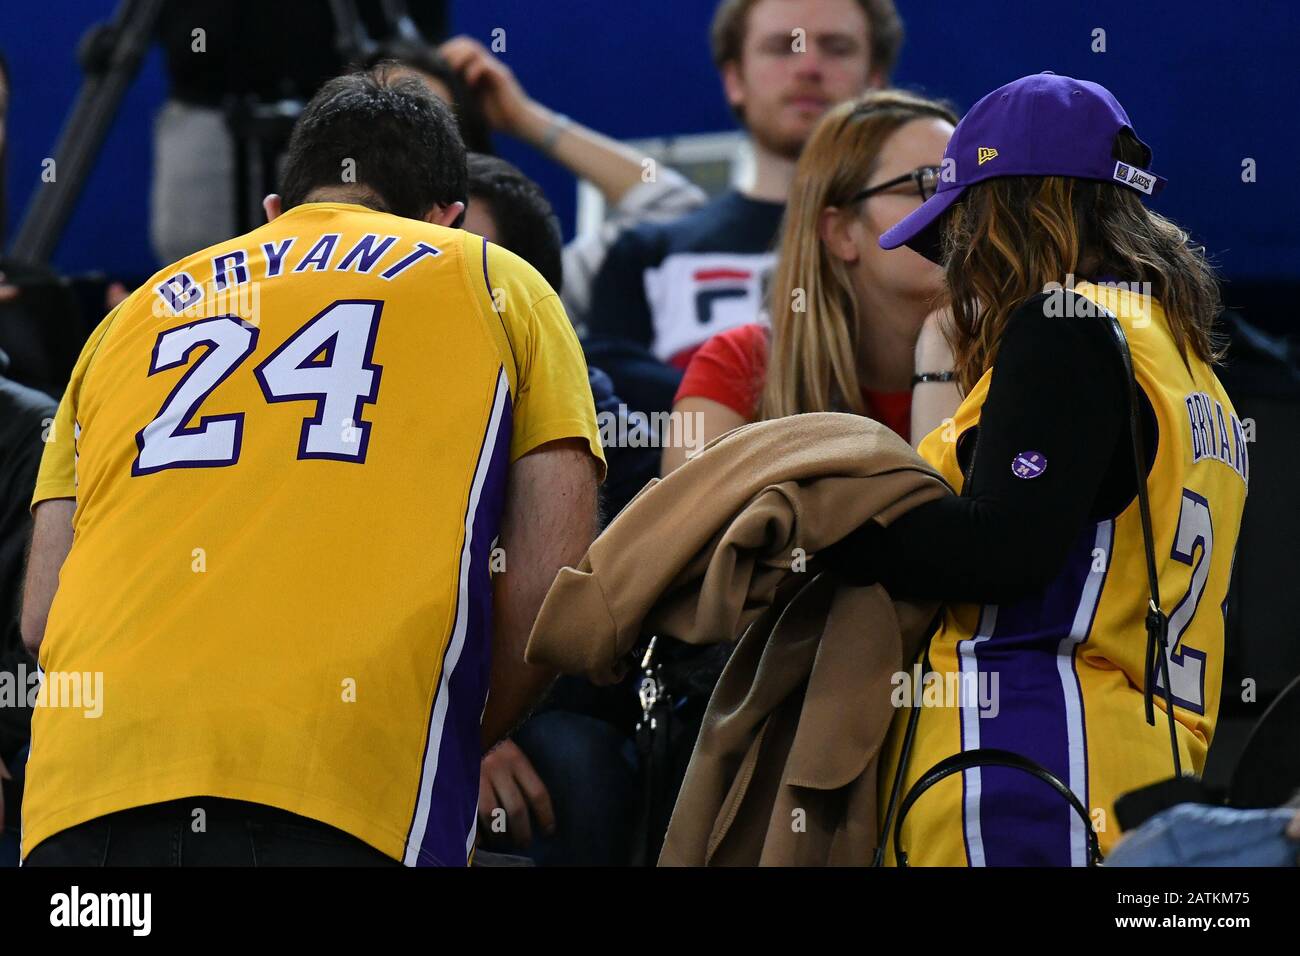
[1012,451,1047,479]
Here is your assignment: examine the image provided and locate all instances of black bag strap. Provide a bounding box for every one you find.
[1099,306,1183,778]
[891,748,1103,866]
[872,623,938,867]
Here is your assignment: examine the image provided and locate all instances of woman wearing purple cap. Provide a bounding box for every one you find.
[828,73,1247,865]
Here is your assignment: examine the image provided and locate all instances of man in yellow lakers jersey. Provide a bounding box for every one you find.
[829,73,1245,865]
[20,68,604,866]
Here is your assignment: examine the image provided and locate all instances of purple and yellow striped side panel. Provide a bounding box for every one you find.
[959,519,1113,866]
[403,367,512,866]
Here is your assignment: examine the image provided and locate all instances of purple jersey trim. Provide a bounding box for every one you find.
[961,520,1111,865]
[403,368,512,866]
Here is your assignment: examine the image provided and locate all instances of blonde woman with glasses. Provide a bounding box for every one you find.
[661,90,958,474]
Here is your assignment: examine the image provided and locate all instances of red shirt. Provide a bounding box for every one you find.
[675,323,912,442]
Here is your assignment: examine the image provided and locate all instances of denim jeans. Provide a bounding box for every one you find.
[1105,803,1300,867]
[0,744,28,867]
[0,826,18,867]
[512,710,639,866]
[23,797,399,867]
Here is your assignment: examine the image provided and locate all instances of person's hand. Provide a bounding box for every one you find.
[818,520,888,587]
[478,738,555,848]
[105,281,129,310]
[1284,809,1300,866]
[438,36,537,139]
[0,272,20,304]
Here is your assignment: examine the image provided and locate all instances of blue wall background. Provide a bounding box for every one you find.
[3,0,1297,282]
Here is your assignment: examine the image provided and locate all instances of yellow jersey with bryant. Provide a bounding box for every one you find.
[23,202,604,865]
[881,281,1247,865]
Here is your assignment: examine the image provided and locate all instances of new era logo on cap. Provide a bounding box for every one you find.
[1113,160,1156,194]
[880,73,1168,260]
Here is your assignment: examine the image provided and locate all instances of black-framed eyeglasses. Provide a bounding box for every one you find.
[849,165,942,204]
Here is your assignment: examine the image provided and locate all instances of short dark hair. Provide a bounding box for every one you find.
[357,41,494,155]
[467,153,564,293]
[280,65,467,220]
[710,0,904,79]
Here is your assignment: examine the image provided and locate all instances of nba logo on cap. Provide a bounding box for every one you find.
[1113,160,1156,194]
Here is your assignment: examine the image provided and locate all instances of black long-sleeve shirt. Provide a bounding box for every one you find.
[831,293,1153,605]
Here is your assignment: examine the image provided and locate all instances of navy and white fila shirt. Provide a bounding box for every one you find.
[584,191,784,366]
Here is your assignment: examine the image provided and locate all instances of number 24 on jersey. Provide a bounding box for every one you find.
[133,300,383,475]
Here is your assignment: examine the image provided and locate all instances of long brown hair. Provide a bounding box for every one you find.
[758,90,957,421]
[943,129,1222,393]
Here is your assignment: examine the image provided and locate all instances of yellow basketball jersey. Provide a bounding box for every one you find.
[881,281,1247,865]
[23,202,604,865]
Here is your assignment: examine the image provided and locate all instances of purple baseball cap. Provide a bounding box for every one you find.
[880,72,1167,261]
